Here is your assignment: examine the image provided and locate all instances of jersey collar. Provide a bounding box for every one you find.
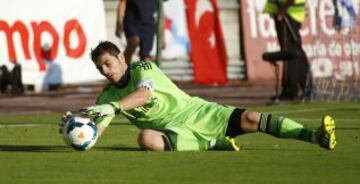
[115,70,130,88]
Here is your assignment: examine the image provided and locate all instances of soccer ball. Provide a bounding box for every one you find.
[62,116,98,151]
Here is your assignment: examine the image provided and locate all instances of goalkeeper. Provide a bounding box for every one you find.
[61,41,336,151]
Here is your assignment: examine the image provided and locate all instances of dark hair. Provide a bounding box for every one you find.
[90,41,121,62]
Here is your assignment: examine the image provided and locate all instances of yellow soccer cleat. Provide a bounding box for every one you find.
[228,137,240,151]
[316,115,336,150]
[212,137,240,151]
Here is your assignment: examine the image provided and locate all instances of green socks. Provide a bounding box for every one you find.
[258,113,316,143]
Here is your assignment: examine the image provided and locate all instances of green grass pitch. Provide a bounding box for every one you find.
[0,102,359,184]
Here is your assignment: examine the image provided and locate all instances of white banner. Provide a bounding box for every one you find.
[161,0,190,59]
[0,0,107,91]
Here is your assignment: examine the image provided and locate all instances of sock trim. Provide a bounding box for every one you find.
[258,113,269,132]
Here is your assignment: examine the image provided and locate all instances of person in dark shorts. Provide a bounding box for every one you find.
[115,0,157,65]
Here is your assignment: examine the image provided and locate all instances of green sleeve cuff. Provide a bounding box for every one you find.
[108,102,124,114]
[94,115,115,127]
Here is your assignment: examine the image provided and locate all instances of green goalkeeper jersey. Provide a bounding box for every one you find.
[96,61,235,140]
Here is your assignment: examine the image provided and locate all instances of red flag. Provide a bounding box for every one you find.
[185,0,228,85]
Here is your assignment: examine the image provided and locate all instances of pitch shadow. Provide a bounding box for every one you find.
[241,147,317,152]
[0,145,70,152]
[95,146,142,152]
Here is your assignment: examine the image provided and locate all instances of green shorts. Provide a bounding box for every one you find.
[159,108,245,151]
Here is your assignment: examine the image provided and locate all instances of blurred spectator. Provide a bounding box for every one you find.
[41,43,63,91]
[263,0,312,101]
[0,62,24,95]
[0,65,10,93]
[115,0,157,65]
[10,62,24,95]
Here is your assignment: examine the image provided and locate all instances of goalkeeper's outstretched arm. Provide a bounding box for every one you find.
[97,124,107,137]
[81,87,151,136]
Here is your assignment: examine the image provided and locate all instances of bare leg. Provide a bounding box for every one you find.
[124,36,140,65]
[137,129,165,151]
[240,110,261,133]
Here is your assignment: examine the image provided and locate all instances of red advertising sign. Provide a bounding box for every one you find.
[240,0,360,82]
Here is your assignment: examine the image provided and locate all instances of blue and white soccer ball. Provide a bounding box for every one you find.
[62,116,98,151]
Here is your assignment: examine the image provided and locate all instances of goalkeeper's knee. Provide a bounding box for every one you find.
[137,129,168,151]
[241,110,261,132]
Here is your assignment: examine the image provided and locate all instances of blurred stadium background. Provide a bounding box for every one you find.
[0,0,359,102]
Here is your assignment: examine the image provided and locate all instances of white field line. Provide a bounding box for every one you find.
[293,118,358,122]
[267,108,330,114]
[267,108,359,122]
[0,124,44,128]
[0,120,130,128]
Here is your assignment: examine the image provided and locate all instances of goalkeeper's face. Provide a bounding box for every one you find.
[95,53,127,83]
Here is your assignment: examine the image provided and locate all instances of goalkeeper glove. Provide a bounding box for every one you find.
[79,102,122,118]
[58,111,73,134]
